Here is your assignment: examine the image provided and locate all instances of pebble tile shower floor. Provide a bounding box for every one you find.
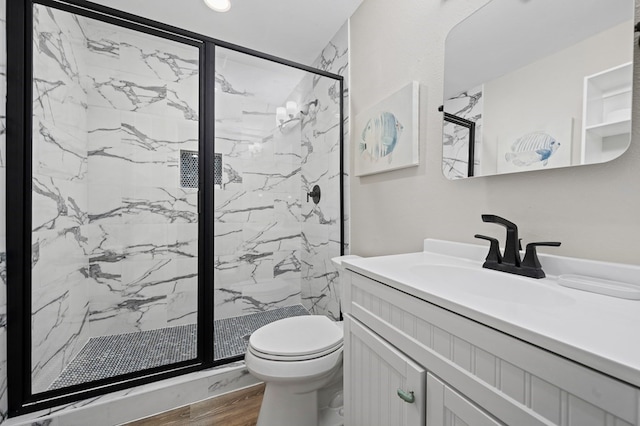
[213,304,310,360]
[49,304,310,390]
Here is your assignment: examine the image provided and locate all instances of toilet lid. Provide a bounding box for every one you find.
[249,316,343,360]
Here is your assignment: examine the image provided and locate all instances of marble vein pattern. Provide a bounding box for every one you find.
[207,362,256,395]
[213,48,307,320]
[1,7,350,423]
[29,5,200,393]
[442,85,483,179]
[4,363,257,426]
[212,25,348,322]
[299,23,348,321]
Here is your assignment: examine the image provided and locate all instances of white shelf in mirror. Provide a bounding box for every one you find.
[581,62,632,164]
[584,118,631,138]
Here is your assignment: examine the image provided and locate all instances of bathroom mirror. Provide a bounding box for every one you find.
[441,0,635,179]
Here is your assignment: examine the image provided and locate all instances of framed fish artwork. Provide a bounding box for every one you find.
[354,81,419,176]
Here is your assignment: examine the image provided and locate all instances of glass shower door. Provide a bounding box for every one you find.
[30,3,200,393]
[213,47,343,362]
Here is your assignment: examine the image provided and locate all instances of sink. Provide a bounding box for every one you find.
[409,264,574,306]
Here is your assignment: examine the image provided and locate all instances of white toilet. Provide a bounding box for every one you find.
[245,315,344,426]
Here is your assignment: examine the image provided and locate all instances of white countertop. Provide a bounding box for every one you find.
[342,239,640,388]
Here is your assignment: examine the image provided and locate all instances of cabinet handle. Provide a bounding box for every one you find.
[397,389,415,404]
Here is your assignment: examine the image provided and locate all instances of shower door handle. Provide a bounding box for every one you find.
[306,185,321,204]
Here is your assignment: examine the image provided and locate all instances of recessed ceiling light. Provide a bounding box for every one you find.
[204,0,231,12]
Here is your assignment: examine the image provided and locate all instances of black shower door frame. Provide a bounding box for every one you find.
[6,0,344,416]
[443,112,476,177]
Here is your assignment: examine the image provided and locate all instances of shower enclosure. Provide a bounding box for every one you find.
[6,0,343,416]
[213,47,344,361]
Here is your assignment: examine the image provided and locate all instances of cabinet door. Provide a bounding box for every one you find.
[427,373,503,426]
[345,316,426,426]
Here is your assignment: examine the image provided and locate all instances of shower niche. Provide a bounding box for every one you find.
[6,0,344,416]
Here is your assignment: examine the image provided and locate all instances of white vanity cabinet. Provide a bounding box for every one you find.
[427,373,502,426]
[345,316,425,425]
[343,270,640,426]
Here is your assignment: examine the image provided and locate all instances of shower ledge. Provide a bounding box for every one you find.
[5,361,258,426]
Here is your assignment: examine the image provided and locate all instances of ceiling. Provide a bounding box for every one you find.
[93,0,363,65]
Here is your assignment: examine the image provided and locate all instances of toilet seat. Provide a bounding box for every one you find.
[248,316,343,361]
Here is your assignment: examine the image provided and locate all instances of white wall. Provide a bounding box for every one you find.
[349,0,640,265]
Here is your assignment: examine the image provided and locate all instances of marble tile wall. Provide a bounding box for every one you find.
[299,23,349,321]
[213,24,349,322]
[213,52,304,320]
[0,2,349,421]
[30,6,200,392]
[442,85,483,179]
[31,4,92,392]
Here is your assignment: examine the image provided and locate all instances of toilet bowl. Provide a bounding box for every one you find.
[245,315,344,426]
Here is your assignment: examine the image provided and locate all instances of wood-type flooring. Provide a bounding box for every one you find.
[123,383,265,426]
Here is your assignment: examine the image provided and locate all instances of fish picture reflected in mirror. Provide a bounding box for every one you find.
[441,0,635,179]
[504,132,560,168]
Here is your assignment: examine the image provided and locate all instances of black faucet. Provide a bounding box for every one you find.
[480,214,520,267]
[475,214,560,279]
